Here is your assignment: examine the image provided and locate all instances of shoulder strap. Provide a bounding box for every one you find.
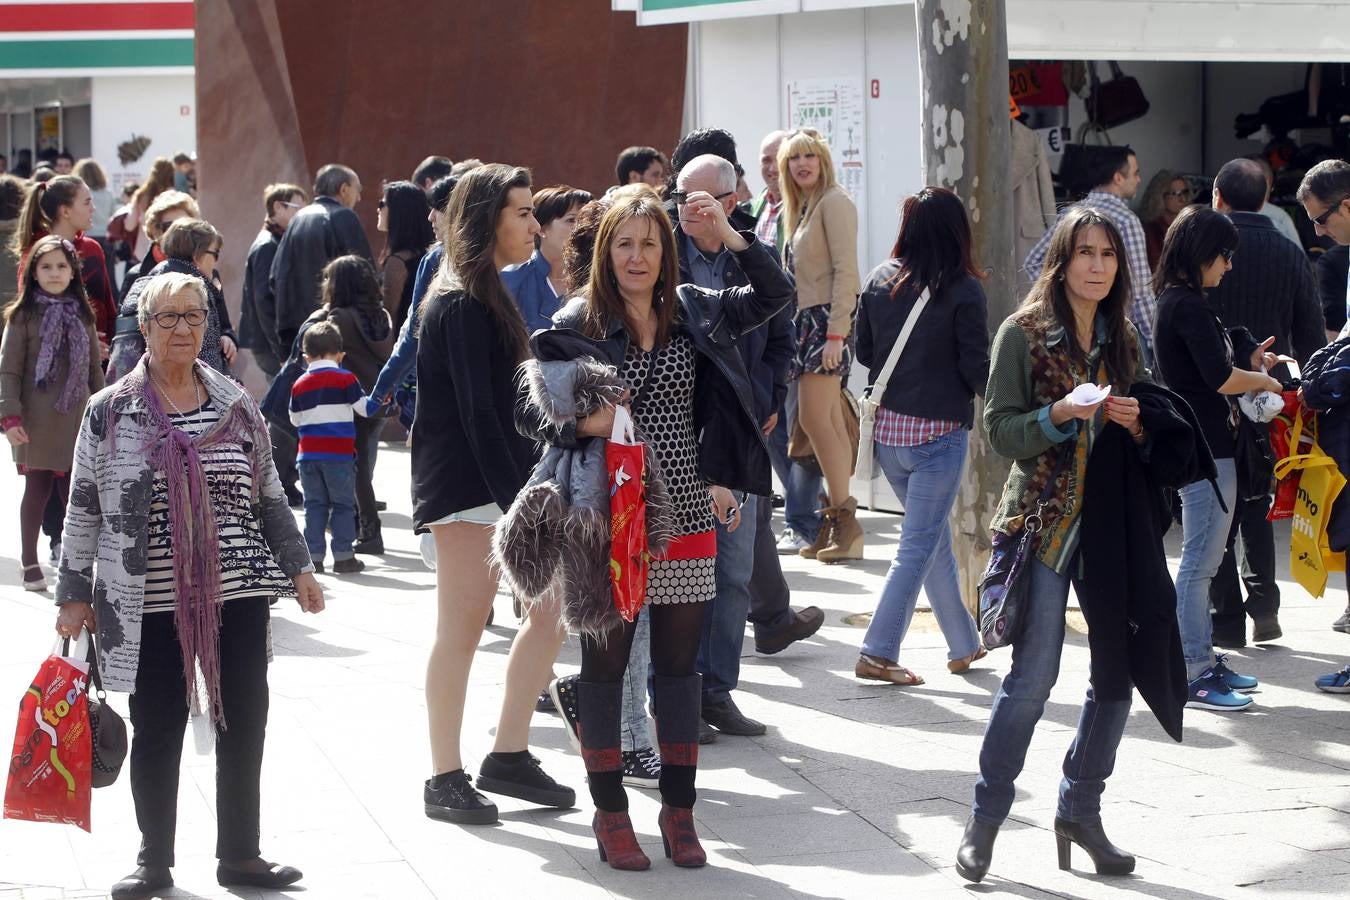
[870,287,930,399]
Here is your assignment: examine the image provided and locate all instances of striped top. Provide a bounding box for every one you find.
[143,400,292,614]
[289,359,367,461]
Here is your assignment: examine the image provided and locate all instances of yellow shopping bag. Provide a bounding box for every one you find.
[1274,419,1347,597]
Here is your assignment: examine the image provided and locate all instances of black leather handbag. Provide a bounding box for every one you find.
[1086,61,1150,129]
[64,632,128,788]
[978,445,1072,650]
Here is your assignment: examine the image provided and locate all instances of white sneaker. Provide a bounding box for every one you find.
[776,528,810,554]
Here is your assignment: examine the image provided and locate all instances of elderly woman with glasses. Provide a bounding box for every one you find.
[1139,170,1192,271]
[56,270,323,899]
[108,217,237,380]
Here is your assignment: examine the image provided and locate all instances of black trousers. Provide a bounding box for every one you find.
[354,415,381,538]
[1210,493,1280,635]
[128,597,270,867]
[257,349,300,494]
[747,494,793,639]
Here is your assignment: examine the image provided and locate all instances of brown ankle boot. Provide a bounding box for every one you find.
[817,497,863,563]
[799,511,836,559]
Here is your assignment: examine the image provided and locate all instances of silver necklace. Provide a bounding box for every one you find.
[149,366,201,418]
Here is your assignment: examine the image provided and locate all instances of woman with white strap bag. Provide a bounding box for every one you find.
[852,188,991,686]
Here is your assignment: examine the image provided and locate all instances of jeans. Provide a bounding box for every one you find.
[748,492,793,638]
[860,433,980,663]
[129,598,270,866]
[771,384,823,542]
[621,604,654,752]
[1210,492,1280,635]
[1176,458,1237,679]
[298,458,358,561]
[973,557,1131,826]
[699,494,759,706]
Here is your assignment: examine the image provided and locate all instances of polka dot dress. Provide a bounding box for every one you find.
[622,333,716,606]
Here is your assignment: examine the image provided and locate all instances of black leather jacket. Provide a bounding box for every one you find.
[524,232,793,496]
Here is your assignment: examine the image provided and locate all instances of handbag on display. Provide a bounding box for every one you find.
[855,288,930,508]
[977,444,1073,650]
[1086,61,1150,129]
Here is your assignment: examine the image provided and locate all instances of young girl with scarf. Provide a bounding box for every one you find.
[0,234,104,590]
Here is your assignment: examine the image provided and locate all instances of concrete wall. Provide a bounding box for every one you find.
[91,74,195,194]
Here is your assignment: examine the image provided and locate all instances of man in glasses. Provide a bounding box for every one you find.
[243,183,308,506]
[673,154,824,740]
[1207,157,1325,650]
[1297,158,1350,647]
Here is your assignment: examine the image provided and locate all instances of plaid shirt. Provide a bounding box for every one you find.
[1024,191,1156,347]
[873,407,962,448]
[755,196,781,249]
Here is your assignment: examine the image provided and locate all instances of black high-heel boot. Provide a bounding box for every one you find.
[1054,817,1135,875]
[955,817,998,883]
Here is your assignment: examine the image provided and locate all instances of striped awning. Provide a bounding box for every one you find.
[0,1,194,76]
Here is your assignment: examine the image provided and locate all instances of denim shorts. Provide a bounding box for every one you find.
[427,502,502,527]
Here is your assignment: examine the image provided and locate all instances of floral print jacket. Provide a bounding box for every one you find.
[55,358,311,692]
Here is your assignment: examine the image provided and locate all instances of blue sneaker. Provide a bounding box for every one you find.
[1186,668,1254,711]
[1314,664,1350,694]
[1212,654,1258,692]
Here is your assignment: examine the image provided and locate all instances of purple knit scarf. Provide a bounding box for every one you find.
[112,362,257,728]
[33,291,90,414]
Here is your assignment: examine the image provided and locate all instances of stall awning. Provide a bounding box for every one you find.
[0,1,194,77]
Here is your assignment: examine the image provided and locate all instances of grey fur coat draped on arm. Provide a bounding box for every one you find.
[492,356,675,639]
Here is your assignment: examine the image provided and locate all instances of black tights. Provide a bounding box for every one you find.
[581,601,706,810]
[20,471,65,568]
[580,600,707,682]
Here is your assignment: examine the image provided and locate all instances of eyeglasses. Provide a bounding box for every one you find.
[1311,198,1346,227]
[1164,188,1192,198]
[1221,248,1236,262]
[150,309,208,329]
[669,190,736,205]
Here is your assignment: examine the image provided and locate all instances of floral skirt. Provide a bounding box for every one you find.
[791,304,855,381]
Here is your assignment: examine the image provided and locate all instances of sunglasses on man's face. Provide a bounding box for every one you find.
[670,190,735,205]
[1312,198,1346,227]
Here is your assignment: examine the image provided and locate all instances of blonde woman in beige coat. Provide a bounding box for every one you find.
[776,128,862,562]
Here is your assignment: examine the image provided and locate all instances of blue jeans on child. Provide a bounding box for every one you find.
[860,432,980,664]
[621,605,654,753]
[1176,458,1237,679]
[973,555,1132,826]
[298,459,357,562]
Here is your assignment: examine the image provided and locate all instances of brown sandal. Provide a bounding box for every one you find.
[948,646,988,674]
[855,654,925,686]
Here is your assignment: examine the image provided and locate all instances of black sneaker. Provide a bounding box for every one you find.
[333,557,365,574]
[476,753,575,809]
[535,689,556,714]
[622,747,661,789]
[424,770,498,825]
[549,675,581,752]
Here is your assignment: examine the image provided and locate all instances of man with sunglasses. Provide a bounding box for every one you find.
[673,154,823,739]
[1207,158,1325,649]
[1298,158,1350,650]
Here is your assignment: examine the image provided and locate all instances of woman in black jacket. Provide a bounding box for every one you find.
[411,164,573,826]
[854,188,989,686]
[526,191,792,871]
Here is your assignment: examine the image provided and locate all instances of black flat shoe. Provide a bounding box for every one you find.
[754,606,825,655]
[216,859,304,888]
[955,817,998,883]
[425,770,498,824]
[1054,817,1135,875]
[477,752,575,809]
[702,697,767,736]
[110,866,172,899]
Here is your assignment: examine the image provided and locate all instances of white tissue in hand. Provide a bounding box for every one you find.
[1239,389,1283,423]
[1069,383,1111,406]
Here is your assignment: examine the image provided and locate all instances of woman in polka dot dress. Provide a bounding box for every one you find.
[529,191,794,871]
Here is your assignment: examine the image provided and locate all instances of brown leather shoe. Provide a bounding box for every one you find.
[948,646,988,674]
[799,514,835,559]
[855,654,924,685]
[817,497,863,563]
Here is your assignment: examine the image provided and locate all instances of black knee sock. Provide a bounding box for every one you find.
[588,771,627,812]
[659,765,696,809]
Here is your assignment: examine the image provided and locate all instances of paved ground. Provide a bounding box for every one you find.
[1,443,1349,899]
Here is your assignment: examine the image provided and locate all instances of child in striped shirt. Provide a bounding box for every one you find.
[289,321,370,574]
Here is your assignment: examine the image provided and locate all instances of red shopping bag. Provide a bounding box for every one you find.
[1270,395,1314,521]
[4,634,93,832]
[608,405,649,623]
